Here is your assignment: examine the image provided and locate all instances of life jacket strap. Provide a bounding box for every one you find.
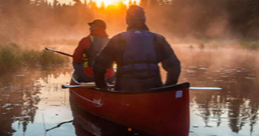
[83,36,94,68]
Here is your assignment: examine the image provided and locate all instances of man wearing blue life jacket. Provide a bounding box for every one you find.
[93,5,181,91]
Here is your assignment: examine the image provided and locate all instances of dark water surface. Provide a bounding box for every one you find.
[0,46,258,136]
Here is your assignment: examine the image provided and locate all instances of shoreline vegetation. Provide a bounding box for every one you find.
[180,40,259,50]
[239,41,259,50]
[0,43,69,74]
[1,0,259,44]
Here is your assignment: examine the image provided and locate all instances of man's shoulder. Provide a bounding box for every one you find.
[109,31,166,41]
[113,31,164,37]
[109,32,126,41]
[151,32,165,40]
[79,36,91,43]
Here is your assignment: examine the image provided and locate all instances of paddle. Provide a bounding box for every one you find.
[62,82,115,89]
[45,47,73,57]
[189,87,222,90]
[62,83,222,90]
[62,84,96,89]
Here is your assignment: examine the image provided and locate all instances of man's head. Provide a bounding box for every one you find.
[88,19,106,31]
[126,5,146,26]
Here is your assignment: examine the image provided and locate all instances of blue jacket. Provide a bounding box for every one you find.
[93,25,181,91]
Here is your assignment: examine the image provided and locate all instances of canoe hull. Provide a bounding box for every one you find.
[69,80,190,136]
[71,99,153,136]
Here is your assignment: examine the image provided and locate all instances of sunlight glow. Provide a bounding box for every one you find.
[95,0,121,6]
[93,0,139,7]
[50,0,140,7]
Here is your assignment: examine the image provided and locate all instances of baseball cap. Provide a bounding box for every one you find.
[88,19,106,29]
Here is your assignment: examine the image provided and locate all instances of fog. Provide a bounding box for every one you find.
[0,0,258,47]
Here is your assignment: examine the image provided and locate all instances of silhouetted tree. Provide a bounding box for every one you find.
[129,0,132,6]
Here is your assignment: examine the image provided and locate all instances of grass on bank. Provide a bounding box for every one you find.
[239,41,259,50]
[0,43,69,73]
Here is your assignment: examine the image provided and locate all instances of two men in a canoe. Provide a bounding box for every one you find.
[73,5,181,91]
[72,19,114,83]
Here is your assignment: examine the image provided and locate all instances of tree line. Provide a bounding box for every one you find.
[0,0,258,44]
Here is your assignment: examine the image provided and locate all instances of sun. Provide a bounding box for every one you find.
[92,0,138,7]
[93,0,119,6]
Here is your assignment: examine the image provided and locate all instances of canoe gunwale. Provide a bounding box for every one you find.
[71,71,190,94]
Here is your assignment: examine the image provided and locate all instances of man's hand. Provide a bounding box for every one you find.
[98,84,114,91]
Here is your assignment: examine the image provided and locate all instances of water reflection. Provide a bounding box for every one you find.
[0,66,72,136]
[0,74,41,136]
[0,46,258,136]
[176,46,259,136]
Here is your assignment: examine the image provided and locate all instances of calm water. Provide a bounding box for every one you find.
[0,46,258,136]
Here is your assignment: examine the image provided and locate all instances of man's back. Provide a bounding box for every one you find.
[94,30,180,91]
[72,20,114,82]
[93,5,180,91]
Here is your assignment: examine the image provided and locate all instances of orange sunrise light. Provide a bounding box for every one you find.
[92,0,139,7]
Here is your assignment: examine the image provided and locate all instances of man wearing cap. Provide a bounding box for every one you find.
[93,6,181,91]
[73,19,114,83]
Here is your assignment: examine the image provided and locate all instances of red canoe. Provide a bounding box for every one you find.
[69,73,190,136]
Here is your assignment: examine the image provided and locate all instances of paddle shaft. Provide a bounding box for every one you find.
[62,84,222,90]
[45,47,73,57]
[62,84,96,89]
[189,87,222,90]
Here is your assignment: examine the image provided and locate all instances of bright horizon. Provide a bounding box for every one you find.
[49,0,140,7]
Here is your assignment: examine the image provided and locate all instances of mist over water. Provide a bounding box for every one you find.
[0,0,259,135]
[1,0,259,45]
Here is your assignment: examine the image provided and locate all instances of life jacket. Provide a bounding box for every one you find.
[83,35,109,68]
[120,30,159,78]
[83,35,114,79]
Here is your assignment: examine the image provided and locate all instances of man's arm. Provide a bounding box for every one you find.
[154,35,181,85]
[93,37,117,88]
[162,55,181,85]
[73,37,91,63]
